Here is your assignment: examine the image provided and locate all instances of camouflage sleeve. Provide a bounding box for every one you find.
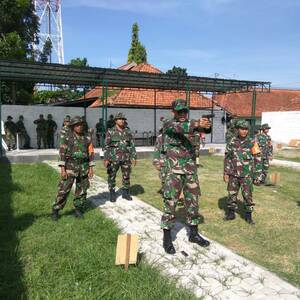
[153,137,162,167]
[58,132,68,167]
[129,133,137,160]
[164,119,192,136]
[251,141,263,182]
[268,137,273,156]
[224,141,233,175]
[103,129,111,160]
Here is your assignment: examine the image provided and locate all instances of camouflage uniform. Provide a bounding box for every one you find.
[224,120,262,214]
[34,115,47,149]
[60,115,71,140]
[16,116,31,149]
[225,119,237,144]
[95,118,105,146]
[104,113,136,192]
[53,116,95,212]
[46,114,57,148]
[256,123,273,184]
[4,116,17,150]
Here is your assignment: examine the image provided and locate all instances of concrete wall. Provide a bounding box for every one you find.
[2,105,226,148]
[262,111,300,144]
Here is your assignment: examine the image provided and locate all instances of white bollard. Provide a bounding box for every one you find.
[16,133,20,151]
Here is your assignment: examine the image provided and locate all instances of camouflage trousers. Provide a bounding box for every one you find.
[158,166,168,192]
[261,157,270,183]
[19,131,30,148]
[37,131,47,149]
[161,172,201,229]
[53,172,90,211]
[107,160,131,190]
[5,132,16,149]
[47,132,55,148]
[227,175,254,212]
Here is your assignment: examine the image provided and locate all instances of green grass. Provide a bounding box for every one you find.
[96,156,300,287]
[274,148,300,163]
[0,163,197,300]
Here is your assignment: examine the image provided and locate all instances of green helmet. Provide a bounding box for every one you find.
[19,115,24,120]
[114,112,127,120]
[70,116,83,126]
[7,115,13,120]
[47,114,52,119]
[172,98,188,111]
[261,123,271,130]
[64,115,71,122]
[235,119,249,129]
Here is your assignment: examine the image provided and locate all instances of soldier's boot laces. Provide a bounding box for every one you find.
[225,209,236,221]
[163,229,176,255]
[189,225,210,247]
[74,208,84,219]
[109,189,116,202]
[245,212,255,225]
[122,189,132,201]
[51,209,59,221]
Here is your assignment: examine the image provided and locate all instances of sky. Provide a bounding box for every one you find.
[61,0,300,89]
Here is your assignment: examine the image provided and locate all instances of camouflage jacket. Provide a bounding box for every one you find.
[224,136,262,178]
[47,119,57,133]
[153,134,166,168]
[4,121,17,135]
[16,120,27,134]
[225,128,236,144]
[104,126,136,162]
[256,132,273,158]
[162,118,204,175]
[34,119,47,132]
[58,130,95,173]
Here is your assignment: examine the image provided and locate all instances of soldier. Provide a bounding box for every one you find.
[158,99,211,254]
[225,118,237,144]
[16,115,31,149]
[223,120,262,225]
[4,116,17,151]
[104,112,137,202]
[256,123,273,184]
[106,114,115,129]
[52,116,95,221]
[95,118,105,146]
[46,114,57,148]
[81,116,89,134]
[34,114,47,149]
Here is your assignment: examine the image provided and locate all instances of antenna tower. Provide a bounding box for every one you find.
[34,0,64,64]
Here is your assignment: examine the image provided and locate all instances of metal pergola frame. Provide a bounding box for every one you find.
[0,59,271,156]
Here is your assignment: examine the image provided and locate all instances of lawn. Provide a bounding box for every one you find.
[274,148,300,163]
[96,156,300,287]
[0,162,197,300]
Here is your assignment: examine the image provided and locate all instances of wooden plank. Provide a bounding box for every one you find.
[115,234,138,267]
[125,234,131,271]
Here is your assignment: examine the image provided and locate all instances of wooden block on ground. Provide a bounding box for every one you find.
[288,139,300,147]
[269,172,281,185]
[115,234,138,270]
[208,147,215,153]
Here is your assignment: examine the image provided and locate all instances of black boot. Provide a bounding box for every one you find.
[110,189,116,202]
[245,212,255,225]
[225,209,236,221]
[189,226,210,247]
[163,229,176,254]
[122,189,132,201]
[74,208,84,219]
[51,209,59,221]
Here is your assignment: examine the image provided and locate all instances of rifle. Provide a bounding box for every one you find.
[201,113,215,119]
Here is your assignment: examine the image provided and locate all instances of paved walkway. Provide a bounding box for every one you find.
[46,160,299,300]
[271,159,300,170]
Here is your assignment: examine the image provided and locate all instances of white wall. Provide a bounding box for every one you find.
[262,111,300,144]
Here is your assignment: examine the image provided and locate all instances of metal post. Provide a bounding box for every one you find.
[251,88,257,137]
[101,84,105,148]
[154,89,157,139]
[210,98,214,143]
[186,81,190,116]
[0,80,2,157]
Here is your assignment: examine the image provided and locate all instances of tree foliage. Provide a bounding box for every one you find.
[166,66,188,77]
[69,57,89,67]
[127,22,147,64]
[39,38,52,63]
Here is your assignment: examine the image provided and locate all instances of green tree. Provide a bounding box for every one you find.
[69,57,89,67]
[166,66,188,77]
[127,22,147,64]
[39,38,52,63]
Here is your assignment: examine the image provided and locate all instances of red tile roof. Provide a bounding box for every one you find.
[213,89,300,117]
[86,63,212,109]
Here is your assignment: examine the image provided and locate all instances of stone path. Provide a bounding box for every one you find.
[46,161,300,300]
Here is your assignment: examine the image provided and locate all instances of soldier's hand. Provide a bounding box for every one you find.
[88,167,94,179]
[199,118,211,129]
[104,160,109,168]
[61,167,68,180]
[223,174,229,183]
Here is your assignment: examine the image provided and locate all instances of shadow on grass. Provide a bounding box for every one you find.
[130,184,145,196]
[297,201,300,207]
[0,158,34,299]
[218,196,247,221]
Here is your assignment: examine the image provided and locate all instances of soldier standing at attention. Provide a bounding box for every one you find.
[106,114,115,129]
[104,112,137,202]
[224,120,262,225]
[4,116,17,151]
[16,115,31,149]
[160,99,211,254]
[52,116,95,221]
[256,123,273,184]
[95,118,105,146]
[34,114,47,149]
[46,114,57,148]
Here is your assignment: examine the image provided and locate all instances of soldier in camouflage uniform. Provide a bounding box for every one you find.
[34,114,47,149]
[16,115,31,149]
[81,116,89,134]
[224,120,263,225]
[4,116,17,151]
[106,114,115,129]
[225,118,237,144]
[52,116,95,221]
[256,123,273,184]
[46,114,58,148]
[104,112,137,202]
[95,118,105,146]
[159,99,211,254]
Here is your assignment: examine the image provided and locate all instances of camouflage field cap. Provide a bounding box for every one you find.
[47,114,52,119]
[70,116,83,126]
[64,115,71,122]
[39,114,44,118]
[261,123,271,130]
[235,119,249,129]
[172,98,188,111]
[7,115,13,120]
[114,112,127,120]
[19,115,24,119]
